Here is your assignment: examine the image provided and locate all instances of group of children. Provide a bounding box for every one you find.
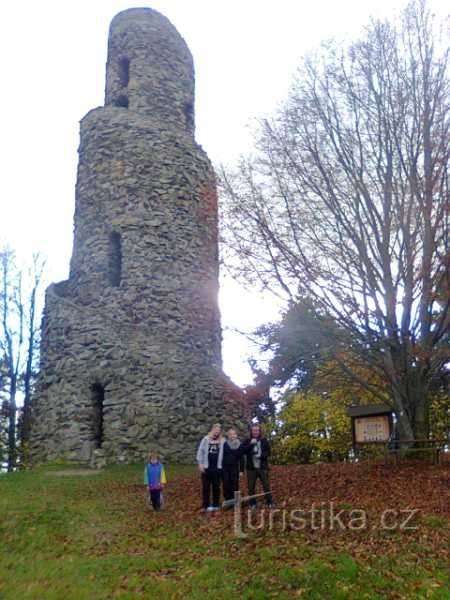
[145,423,273,512]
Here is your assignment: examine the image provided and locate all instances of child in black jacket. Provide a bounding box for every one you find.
[243,423,274,508]
[222,428,245,505]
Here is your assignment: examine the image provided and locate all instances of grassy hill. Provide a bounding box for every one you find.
[1,461,449,599]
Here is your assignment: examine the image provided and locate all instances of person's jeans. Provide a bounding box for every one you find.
[149,488,161,510]
[247,468,272,505]
[201,469,221,508]
[222,464,240,501]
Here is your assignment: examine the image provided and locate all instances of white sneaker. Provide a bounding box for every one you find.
[206,506,215,512]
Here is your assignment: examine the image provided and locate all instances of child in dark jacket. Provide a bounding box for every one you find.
[144,452,167,511]
[222,428,245,505]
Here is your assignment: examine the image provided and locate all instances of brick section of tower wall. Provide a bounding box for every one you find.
[28,8,250,466]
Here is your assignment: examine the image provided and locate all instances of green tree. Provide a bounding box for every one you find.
[270,391,351,464]
[269,351,386,464]
[252,300,345,391]
[429,375,450,441]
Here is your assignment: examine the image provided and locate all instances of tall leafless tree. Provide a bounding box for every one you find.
[0,248,44,470]
[0,356,9,466]
[221,0,449,440]
[20,254,45,449]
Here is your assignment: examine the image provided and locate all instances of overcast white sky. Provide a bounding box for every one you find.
[0,0,446,385]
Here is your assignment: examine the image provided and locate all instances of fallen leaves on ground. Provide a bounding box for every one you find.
[89,460,450,564]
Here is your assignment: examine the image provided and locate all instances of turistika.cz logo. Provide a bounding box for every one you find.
[225,492,419,538]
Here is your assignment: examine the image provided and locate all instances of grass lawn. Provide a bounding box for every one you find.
[0,460,449,599]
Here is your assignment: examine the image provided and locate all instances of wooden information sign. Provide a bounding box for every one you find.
[354,415,391,443]
[347,404,393,447]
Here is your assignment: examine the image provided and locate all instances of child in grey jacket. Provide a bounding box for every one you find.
[196,423,225,511]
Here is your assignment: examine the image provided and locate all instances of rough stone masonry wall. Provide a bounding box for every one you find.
[29,8,249,466]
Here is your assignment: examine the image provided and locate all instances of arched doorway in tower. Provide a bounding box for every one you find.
[91,383,105,449]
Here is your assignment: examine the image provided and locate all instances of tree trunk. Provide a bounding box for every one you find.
[411,386,430,440]
[20,315,35,446]
[7,381,16,472]
[392,389,414,441]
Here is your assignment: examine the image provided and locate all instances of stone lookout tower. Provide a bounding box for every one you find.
[29,8,248,465]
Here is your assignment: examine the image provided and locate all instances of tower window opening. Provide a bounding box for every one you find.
[91,383,105,449]
[108,231,122,286]
[118,57,130,87]
[114,95,129,108]
[185,101,194,132]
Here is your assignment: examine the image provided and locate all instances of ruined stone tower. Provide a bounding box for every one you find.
[29,7,248,465]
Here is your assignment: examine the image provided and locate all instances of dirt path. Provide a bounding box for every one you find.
[46,469,102,476]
